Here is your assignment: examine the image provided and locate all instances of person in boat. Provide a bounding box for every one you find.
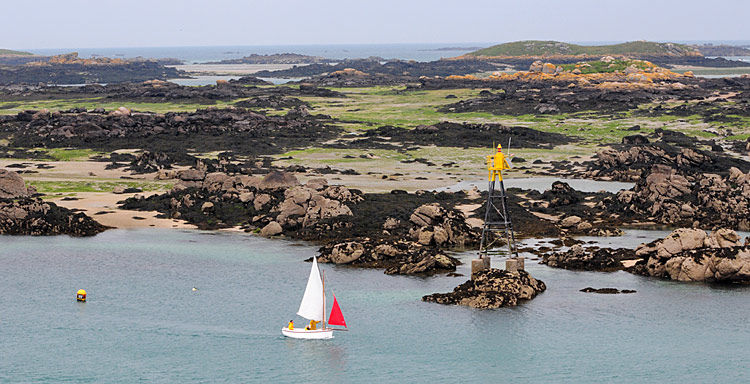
[305,320,319,330]
[287,320,294,330]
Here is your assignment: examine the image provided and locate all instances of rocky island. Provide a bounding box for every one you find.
[0,52,186,85]
[422,269,546,308]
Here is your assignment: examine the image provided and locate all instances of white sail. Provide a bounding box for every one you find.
[297,257,324,321]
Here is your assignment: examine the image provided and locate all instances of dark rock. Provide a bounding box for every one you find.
[608,166,750,230]
[127,151,173,174]
[0,60,185,85]
[329,122,575,150]
[0,197,106,236]
[3,106,341,159]
[542,245,637,271]
[422,269,546,309]
[580,287,636,294]
[622,134,650,145]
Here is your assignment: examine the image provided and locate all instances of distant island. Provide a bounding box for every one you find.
[466,40,701,57]
[691,44,750,57]
[0,52,186,85]
[458,40,750,68]
[205,53,334,65]
[0,48,33,55]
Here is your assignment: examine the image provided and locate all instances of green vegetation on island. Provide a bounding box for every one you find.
[0,48,33,56]
[558,59,653,74]
[467,40,699,57]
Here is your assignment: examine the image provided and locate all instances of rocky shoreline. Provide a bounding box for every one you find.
[0,53,187,85]
[0,169,106,236]
[120,169,480,275]
[538,227,750,283]
[627,228,750,283]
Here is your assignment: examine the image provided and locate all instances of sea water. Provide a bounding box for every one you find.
[2,228,750,383]
[25,43,486,64]
[437,177,635,194]
[24,42,750,65]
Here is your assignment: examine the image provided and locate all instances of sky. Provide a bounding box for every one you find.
[3,0,749,49]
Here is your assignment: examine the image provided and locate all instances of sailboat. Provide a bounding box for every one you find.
[282,256,347,339]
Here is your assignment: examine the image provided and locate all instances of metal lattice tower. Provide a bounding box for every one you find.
[478,144,519,260]
[478,177,519,259]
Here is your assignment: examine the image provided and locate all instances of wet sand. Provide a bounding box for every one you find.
[52,191,196,229]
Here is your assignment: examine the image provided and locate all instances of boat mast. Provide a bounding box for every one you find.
[322,269,327,329]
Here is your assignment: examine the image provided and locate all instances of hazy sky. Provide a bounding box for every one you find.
[3,0,749,49]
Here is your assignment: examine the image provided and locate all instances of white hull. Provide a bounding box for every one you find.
[281,327,334,339]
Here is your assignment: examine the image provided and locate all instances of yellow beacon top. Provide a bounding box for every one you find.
[486,144,511,181]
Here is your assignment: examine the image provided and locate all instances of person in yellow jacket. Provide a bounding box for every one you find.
[305,320,319,330]
[487,144,511,181]
[287,320,294,330]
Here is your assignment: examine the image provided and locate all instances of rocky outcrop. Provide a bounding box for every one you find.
[580,287,636,294]
[331,122,575,150]
[627,228,750,282]
[0,59,185,85]
[127,151,172,174]
[540,181,583,208]
[437,77,680,116]
[523,182,624,237]
[258,171,300,190]
[422,269,546,309]
[611,165,750,230]
[4,107,340,159]
[542,245,637,271]
[252,57,499,81]
[584,134,750,182]
[234,95,305,109]
[0,170,105,236]
[0,168,31,198]
[122,167,479,275]
[317,238,460,276]
[0,197,106,236]
[408,203,472,247]
[260,221,282,237]
[206,53,333,65]
[133,171,361,233]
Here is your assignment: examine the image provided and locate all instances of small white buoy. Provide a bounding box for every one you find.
[192,287,198,292]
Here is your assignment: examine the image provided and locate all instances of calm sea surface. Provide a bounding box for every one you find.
[438,177,635,194]
[2,228,750,383]
[24,42,750,65]
[25,44,486,64]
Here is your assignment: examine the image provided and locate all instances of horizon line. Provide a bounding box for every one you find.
[13,39,750,52]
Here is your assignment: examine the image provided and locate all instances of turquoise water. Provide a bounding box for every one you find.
[2,229,750,383]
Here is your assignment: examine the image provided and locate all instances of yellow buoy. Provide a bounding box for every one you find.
[76,289,87,302]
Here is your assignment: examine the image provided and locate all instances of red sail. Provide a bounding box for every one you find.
[328,294,347,328]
